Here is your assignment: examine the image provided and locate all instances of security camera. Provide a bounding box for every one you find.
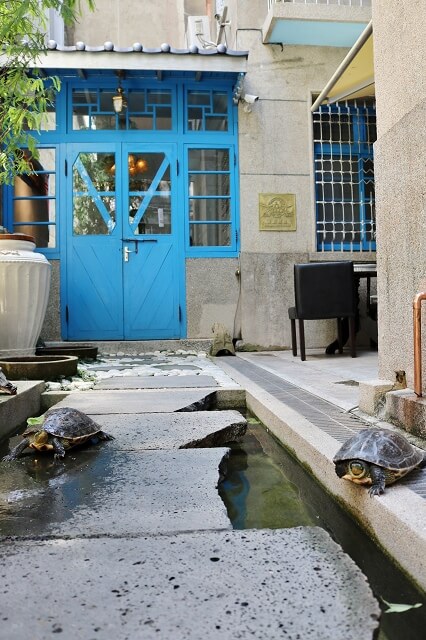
[242,94,259,104]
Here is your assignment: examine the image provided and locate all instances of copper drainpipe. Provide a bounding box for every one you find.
[413,292,426,396]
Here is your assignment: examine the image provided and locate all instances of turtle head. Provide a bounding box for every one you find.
[29,430,54,452]
[335,459,371,484]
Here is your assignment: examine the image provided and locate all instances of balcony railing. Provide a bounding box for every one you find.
[268,0,371,8]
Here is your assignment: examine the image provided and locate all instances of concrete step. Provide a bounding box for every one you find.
[0,381,45,442]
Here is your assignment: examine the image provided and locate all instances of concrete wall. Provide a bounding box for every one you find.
[372,0,426,388]
[71,0,187,47]
[186,258,241,339]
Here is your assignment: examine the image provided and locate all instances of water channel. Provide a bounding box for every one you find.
[219,418,426,640]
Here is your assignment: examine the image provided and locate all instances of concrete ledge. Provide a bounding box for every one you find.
[359,378,394,415]
[0,381,45,440]
[385,389,426,438]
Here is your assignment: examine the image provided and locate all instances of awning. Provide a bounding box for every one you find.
[311,20,374,112]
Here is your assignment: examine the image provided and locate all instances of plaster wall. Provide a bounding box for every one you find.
[375,102,426,388]
[72,0,186,48]
[373,0,426,390]
[372,0,426,139]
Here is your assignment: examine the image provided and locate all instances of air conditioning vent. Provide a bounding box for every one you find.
[186,16,213,49]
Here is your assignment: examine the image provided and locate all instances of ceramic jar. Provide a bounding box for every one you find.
[0,234,51,357]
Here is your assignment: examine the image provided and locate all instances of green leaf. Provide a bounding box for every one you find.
[27,416,45,426]
[381,598,423,614]
[247,417,261,424]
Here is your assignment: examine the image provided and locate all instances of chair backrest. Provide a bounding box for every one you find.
[294,261,356,320]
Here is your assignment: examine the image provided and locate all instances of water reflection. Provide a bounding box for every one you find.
[219,427,316,530]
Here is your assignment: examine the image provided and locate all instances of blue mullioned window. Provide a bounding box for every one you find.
[313,101,376,252]
[4,146,59,253]
[2,74,240,259]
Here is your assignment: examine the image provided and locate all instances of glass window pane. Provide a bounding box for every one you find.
[127,153,168,190]
[189,173,230,196]
[134,196,171,235]
[189,223,231,247]
[72,196,114,235]
[188,91,210,106]
[190,199,230,222]
[40,102,56,131]
[205,116,228,131]
[189,149,229,172]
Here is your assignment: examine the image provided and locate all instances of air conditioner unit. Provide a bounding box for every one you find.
[186,16,212,49]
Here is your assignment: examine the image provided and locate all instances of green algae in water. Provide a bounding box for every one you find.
[219,426,318,529]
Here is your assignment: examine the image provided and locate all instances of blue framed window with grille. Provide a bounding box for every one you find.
[313,101,376,252]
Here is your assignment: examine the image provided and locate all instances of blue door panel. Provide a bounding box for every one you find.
[68,240,123,339]
[124,242,179,338]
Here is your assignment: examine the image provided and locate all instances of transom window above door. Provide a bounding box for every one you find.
[72,88,173,131]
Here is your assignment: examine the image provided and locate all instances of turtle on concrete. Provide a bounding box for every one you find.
[2,407,114,461]
[0,368,17,395]
[333,427,426,496]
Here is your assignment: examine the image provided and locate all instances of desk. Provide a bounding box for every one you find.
[354,262,377,315]
[325,262,377,354]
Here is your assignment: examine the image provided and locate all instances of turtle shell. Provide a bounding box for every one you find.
[24,407,103,442]
[333,428,424,472]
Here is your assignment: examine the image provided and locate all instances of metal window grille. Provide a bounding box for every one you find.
[313,100,376,252]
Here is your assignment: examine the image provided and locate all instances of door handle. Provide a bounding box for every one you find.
[123,246,134,263]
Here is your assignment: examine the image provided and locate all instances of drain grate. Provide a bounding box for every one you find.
[224,358,425,499]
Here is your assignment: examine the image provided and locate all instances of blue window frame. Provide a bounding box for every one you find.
[4,146,59,255]
[1,73,240,259]
[72,87,173,131]
[313,101,376,252]
[185,145,238,255]
[186,88,230,132]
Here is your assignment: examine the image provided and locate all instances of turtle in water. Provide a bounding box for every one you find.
[2,407,113,461]
[0,368,17,396]
[333,428,426,496]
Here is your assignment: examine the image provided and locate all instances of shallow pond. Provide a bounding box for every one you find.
[219,420,426,640]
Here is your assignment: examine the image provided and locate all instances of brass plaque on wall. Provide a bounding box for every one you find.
[259,193,296,231]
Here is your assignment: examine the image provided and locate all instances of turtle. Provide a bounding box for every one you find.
[2,407,114,461]
[0,368,17,396]
[333,427,426,496]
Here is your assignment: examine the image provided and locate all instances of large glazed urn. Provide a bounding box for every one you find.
[0,234,51,357]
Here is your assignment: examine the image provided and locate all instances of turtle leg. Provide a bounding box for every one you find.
[96,431,114,442]
[368,464,386,496]
[52,437,66,460]
[2,438,30,461]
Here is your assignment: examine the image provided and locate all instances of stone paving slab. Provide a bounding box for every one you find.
[0,528,380,640]
[53,389,218,413]
[92,410,247,449]
[0,448,231,537]
[94,374,218,390]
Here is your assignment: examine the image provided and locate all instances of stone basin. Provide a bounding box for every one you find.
[0,355,78,380]
[36,345,98,360]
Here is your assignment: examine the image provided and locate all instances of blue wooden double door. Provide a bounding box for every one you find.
[66,143,182,340]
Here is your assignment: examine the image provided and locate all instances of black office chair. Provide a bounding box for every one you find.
[288,261,357,361]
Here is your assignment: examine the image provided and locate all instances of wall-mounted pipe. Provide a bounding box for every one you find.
[413,292,426,396]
